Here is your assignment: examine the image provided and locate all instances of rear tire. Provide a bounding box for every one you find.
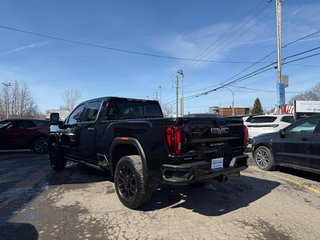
[32,137,48,154]
[254,146,275,171]
[114,155,152,209]
[49,143,66,171]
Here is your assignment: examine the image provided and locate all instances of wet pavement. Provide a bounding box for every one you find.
[0,151,319,240]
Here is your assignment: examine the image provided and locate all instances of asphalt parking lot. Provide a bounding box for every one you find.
[0,151,319,240]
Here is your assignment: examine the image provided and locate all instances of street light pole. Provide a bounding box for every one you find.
[2,82,12,119]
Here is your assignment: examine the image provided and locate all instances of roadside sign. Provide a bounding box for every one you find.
[277,83,285,106]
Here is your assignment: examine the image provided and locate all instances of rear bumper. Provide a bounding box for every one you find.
[160,154,248,185]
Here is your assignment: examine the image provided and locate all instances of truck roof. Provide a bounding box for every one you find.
[79,96,159,105]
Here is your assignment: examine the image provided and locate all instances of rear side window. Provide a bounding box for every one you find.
[281,116,294,123]
[105,100,163,120]
[15,120,36,128]
[83,101,102,122]
[34,120,49,128]
[250,117,277,123]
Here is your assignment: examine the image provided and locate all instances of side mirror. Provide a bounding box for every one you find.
[50,113,61,125]
[279,129,286,138]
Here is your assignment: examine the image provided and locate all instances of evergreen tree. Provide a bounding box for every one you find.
[251,98,264,115]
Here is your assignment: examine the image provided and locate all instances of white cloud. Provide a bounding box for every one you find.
[3,41,50,55]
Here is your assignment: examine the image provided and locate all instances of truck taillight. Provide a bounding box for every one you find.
[166,126,182,155]
[243,125,248,146]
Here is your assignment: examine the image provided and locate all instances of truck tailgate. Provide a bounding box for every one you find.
[181,117,245,162]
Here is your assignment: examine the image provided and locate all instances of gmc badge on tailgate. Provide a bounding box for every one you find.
[211,127,229,135]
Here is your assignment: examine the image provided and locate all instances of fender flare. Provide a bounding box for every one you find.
[110,137,148,180]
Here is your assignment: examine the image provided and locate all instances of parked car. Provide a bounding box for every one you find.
[252,116,320,174]
[246,114,294,142]
[0,119,49,153]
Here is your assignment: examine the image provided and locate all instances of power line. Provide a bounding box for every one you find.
[0,24,276,64]
[160,0,268,93]
[168,46,320,103]
[184,0,269,71]
[231,85,302,93]
[191,3,273,70]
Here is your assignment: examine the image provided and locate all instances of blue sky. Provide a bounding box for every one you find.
[0,0,320,114]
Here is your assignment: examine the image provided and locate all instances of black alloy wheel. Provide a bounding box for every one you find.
[114,155,152,209]
[117,165,137,201]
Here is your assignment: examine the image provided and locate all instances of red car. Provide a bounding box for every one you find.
[0,119,49,153]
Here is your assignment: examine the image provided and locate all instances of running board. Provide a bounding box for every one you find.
[65,157,103,171]
[97,153,111,169]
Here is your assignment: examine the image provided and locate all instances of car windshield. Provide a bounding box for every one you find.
[0,122,11,129]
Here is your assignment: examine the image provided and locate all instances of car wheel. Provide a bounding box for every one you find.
[32,137,49,154]
[114,155,152,209]
[254,146,275,171]
[49,143,66,171]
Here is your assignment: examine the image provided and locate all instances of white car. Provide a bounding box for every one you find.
[246,114,294,141]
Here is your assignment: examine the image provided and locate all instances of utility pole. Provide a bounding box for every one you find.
[177,70,184,116]
[2,82,12,119]
[175,73,179,118]
[225,87,235,116]
[276,0,283,114]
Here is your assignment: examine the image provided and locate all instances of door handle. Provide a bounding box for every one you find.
[87,127,95,131]
[301,137,309,141]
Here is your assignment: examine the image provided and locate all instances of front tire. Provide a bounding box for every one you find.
[49,143,66,171]
[254,146,275,171]
[114,155,151,209]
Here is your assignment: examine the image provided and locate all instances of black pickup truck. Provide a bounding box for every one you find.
[49,97,248,209]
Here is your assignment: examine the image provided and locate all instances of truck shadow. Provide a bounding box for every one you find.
[0,222,38,240]
[46,162,110,186]
[141,176,280,216]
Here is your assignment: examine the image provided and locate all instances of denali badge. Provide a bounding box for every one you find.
[211,127,229,135]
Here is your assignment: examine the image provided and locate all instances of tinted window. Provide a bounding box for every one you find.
[105,100,163,120]
[15,120,36,128]
[0,121,12,129]
[83,101,102,122]
[288,118,319,134]
[34,120,49,128]
[250,116,277,123]
[281,116,294,123]
[66,104,85,124]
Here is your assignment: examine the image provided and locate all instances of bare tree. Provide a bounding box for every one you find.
[288,82,320,105]
[161,103,174,117]
[0,80,40,120]
[62,88,81,111]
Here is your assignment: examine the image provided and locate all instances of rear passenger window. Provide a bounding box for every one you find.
[15,120,36,128]
[34,120,49,128]
[250,117,277,123]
